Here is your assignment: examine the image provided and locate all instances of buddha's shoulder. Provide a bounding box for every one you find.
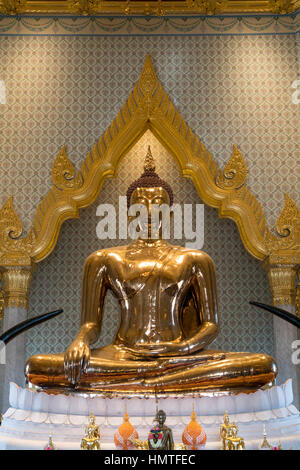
[174,246,215,265]
[85,245,129,262]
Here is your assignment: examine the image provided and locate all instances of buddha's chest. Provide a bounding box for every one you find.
[114,255,190,299]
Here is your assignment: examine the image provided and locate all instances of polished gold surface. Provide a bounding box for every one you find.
[0,0,298,15]
[220,411,232,450]
[80,413,101,450]
[225,423,245,450]
[130,437,149,450]
[25,164,277,394]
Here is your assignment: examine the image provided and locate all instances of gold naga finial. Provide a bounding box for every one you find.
[144,146,156,172]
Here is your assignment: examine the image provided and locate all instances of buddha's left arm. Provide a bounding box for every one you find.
[170,252,219,356]
[186,252,219,353]
[153,253,219,357]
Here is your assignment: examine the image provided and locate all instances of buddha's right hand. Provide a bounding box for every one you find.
[64,339,90,385]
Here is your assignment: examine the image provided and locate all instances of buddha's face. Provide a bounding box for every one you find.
[129,186,170,240]
[157,410,166,426]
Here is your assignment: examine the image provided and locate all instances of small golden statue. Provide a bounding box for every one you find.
[226,423,245,450]
[129,438,149,450]
[44,435,55,450]
[259,425,273,450]
[80,413,101,450]
[220,411,232,450]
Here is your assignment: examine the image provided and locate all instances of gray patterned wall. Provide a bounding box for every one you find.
[0,31,299,361]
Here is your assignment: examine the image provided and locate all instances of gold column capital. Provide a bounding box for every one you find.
[263,258,298,307]
[1,265,35,310]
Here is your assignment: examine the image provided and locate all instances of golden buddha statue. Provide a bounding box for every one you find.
[80,413,101,450]
[226,423,245,450]
[25,148,277,394]
[220,411,232,450]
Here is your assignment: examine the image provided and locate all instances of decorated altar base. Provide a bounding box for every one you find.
[0,380,300,450]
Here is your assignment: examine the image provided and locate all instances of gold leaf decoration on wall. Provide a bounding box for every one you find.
[52,146,83,191]
[276,194,299,238]
[216,146,247,190]
[265,195,300,253]
[138,54,158,98]
[0,197,35,266]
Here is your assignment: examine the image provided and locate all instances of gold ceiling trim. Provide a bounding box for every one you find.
[0,0,299,15]
[0,54,298,272]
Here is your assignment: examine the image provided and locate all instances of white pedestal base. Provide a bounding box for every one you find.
[0,380,300,450]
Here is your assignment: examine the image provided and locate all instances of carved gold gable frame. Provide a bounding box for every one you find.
[0,55,299,314]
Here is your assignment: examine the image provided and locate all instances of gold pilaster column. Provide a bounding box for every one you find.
[263,260,297,307]
[296,268,300,317]
[2,266,34,310]
[0,273,4,320]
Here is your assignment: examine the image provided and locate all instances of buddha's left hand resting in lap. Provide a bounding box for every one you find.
[25,148,277,394]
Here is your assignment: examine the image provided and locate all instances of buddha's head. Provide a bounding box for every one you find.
[126,147,173,240]
[156,409,167,427]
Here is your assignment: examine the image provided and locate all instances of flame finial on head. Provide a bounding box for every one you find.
[126,147,174,208]
[144,146,156,172]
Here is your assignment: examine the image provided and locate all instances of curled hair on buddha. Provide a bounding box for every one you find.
[126,146,174,208]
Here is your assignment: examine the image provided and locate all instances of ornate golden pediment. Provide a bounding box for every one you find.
[0,55,299,309]
[0,0,298,15]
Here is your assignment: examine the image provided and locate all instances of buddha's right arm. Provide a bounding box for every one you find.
[79,251,108,344]
[64,252,108,384]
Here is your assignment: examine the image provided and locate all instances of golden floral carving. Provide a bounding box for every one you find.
[2,267,33,309]
[0,197,35,267]
[265,195,300,253]
[276,194,299,238]
[52,146,83,191]
[0,0,25,14]
[139,54,158,99]
[216,146,247,190]
[269,0,294,14]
